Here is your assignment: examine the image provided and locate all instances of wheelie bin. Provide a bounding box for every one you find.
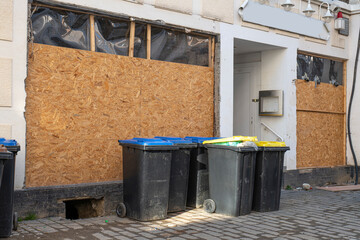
[183,137,219,208]
[155,137,197,212]
[203,142,257,217]
[117,138,178,221]
[0,146,12,191]
[0,138,20,238]
[252,141,290,212]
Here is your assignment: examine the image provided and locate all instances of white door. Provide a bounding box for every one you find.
[233,63,261,138]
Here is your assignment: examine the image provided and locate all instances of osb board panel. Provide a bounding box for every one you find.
[296,111,345,168]
[296,80,344,113]
[26,43,214,187]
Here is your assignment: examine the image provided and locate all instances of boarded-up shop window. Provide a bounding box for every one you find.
[94,17,129,55]
[134,24,147,59]
[32,7,90,50]
[297,53,343,85]
[31,5,213,67]
[151,27,209,66]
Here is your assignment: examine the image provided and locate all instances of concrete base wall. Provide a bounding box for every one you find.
[283,166,356,188]
[14,181,122,219]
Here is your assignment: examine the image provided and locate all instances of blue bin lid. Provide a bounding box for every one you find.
[155,136,193,144]
[0,138,18,146]
[118,138,174,146]
[184,136,220,143]
[155,136,182,140]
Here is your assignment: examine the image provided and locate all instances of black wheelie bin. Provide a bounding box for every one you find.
[0,138,20,238]
[155,137,197,212]
[118,138,178,221]
[183,137,219,208]
[204,143,257,216]
[0,146,12,192]
[252,141,290,212]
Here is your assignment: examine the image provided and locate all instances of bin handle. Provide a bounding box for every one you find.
[0,145,7,152]
[260,122,284,142]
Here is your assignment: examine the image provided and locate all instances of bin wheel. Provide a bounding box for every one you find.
[203,199,216,213]
[116,203,126,218]
[13,212,18,231]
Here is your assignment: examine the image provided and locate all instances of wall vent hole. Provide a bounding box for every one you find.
[64,198,104,220]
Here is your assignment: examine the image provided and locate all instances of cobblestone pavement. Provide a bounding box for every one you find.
[9,189,360,240]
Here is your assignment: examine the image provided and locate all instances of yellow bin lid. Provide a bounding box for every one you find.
[203,136,258,144]
[255,141,286,147]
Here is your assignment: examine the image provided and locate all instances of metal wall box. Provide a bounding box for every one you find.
[338,18,349,36]
[259,90,284,116]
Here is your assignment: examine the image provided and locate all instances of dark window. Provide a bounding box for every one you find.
[151,27,209,66]
[94,17,129,56]
[134,24,147,59]
[32,7,90,50]
[297,53,343,85]
[31,6,213,67]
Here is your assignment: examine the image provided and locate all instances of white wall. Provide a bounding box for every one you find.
[346,14,360,167]
[0,0,27,189]
[220,5,357,169]
[219,22,298,169]
[260,49,297,170]
[234,52,261,64]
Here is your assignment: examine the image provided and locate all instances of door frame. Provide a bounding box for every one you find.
[233,62,261,138]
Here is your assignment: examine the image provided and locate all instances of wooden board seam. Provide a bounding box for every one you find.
[296,109,345,115]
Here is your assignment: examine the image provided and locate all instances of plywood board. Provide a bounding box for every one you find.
[26,43,214,187]
[317,185,360,192]
[296,111,345,168]
[296,80,344,113]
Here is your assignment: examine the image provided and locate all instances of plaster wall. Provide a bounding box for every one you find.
[346,13,360,167]
[260,49,297,170]
[154,0,193,14]
[234,52,261,64]
[0,0,27,189]
[219,22,298,169]
[201,0,234,24]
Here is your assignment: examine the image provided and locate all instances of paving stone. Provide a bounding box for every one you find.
[206,230,224,237]
[193,233,221,240]
[102,230,119,237]
[93,233,112,240]
[7,190,360,240]
[114,236,132,240]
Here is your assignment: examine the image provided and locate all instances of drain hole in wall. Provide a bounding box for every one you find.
[64,198,105,220]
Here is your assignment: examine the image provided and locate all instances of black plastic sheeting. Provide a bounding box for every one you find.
[297,53,343,85]
[95,17,129,56]
[151,27,209,66]
[134,24,147,59]
[31,7,211,66]
[31,7,90,50]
